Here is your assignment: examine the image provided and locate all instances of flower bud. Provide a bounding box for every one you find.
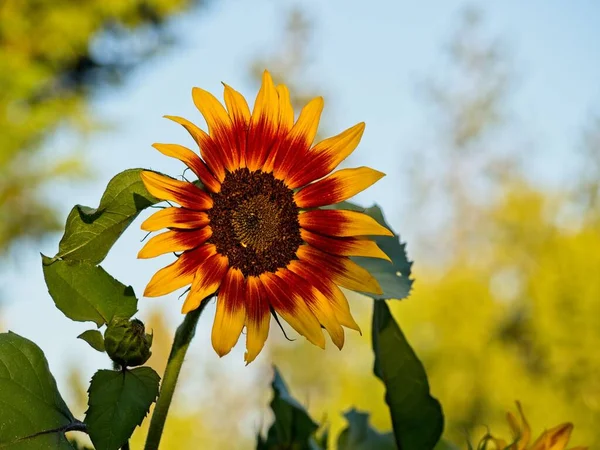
[104,317,153,367]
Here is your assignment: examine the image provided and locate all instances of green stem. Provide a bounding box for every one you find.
[144,300,209,450]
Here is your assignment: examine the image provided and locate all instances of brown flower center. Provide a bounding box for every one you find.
[207,168,302,277]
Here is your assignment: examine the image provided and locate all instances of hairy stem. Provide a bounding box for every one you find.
[144,301,209,450]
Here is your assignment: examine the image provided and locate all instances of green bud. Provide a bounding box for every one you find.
[104,317,152,367]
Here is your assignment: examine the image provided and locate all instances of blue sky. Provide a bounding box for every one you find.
[2,0,599,423]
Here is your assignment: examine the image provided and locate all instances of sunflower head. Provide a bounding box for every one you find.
[485,402,588,450]
[139,70,392,363]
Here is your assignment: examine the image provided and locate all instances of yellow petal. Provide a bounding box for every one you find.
[297,245,383,295]
[276,84,294,131]
[286,122,365,188]
[530,423,574,450]
[288,96,323,147]
[192,87,232,134]
[288,259,361,332]
[262,271,325,349]
[138,227,212,259]
[143,244,216,297]
[244,276,270,364]
[151,143,220,193]
[141,171,213,210]
[299,209,393,237]
[223,83,251,123]
[294,167,385,208]
[181,253,229,313]
[300,229,391,262]
[140,207,209,232]
[211,268,246,357]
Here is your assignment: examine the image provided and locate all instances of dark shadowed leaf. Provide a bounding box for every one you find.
[85,367,160,450]
[372,301,444,450]
[42,256,137,327]
[56,169,158,264]
[258,366,321,449]
[0,332,76,449]
[337,409,396,450]
[330,202,413,300]
[78,330,105,352]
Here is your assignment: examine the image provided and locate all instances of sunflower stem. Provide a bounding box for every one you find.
[144,300,209,450]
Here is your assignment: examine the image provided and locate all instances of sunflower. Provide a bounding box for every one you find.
[486,402,587,450]
[139,71,391,363]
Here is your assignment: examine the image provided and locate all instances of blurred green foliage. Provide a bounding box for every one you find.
[0,0,200,255]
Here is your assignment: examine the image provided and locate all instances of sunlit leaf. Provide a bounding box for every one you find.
[55,169,158,264]
[42,256,137,327]
[337,409,396,450]
[78,330,105,352]
[85,367,160,450]
[331,202,413,300]
[257,367,320,449]
[0,332,77,449]
[372,301,443,450]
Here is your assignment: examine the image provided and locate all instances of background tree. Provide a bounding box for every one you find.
[0,0,206,256]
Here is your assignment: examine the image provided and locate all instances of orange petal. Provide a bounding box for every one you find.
[261,271,325,349]
[294,167,384,208]
[530,423,574,450]
[141,171,213,210]
[141,207,209,232]
[143,244,216,297]
[211,268,246,357]
[510,401,531,450]
[277,269,344,349]
[246,71,279,171]
[138,227,212,259]
[286,122,365,189]
[276,85,294,131]
[223,83,251,168]
[181,253,229,313]
[297,245,382,294]
[299,209,393,237]
[151,143,221,193]
[244,276,271,364]
[164,115,226,181]
[272,96,324,182]
[288,259,360,332]
[301,229,390,262]
[192,88,238,171]
[262,84,295,173]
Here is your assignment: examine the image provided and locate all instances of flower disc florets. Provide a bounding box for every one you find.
[208,168,302,277]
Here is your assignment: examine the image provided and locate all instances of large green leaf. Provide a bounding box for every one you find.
[337,409,396,450]
[56,168,158,264]
[330,202,413,301]
[84,367,160,450]
[42,256,137,327]
[0,332,77,449]
[257,367,320,450]
[372,301,443,450]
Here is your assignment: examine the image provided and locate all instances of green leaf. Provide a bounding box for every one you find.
[0,332,77,449]
[434,440,461,450]
[372,301,444,450]
[331,202,413,301]
[77,330,105,352]
[84,367,160,450]
[55,168,158,264]
[42,256,137,327]
[259,367,320,449]
[337,409,396,450]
